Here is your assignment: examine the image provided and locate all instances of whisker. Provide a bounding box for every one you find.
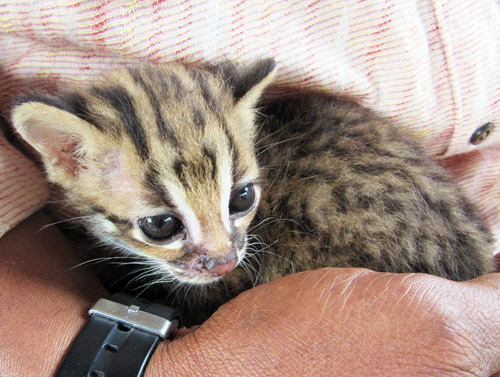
[256,135,302,157]
[239,257,260,287]
[93,188,143,195]
[249,216,304,232]
[37,215,95,232]
[125,268,163,289]
[67,255,138,271]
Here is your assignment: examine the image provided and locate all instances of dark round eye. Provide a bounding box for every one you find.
[138,214,183,240]
[229,184,255,214]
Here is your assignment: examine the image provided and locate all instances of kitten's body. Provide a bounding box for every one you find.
[12,60,494,324]
[254,91,493,282]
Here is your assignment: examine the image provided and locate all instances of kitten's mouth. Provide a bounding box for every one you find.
[172,252,239,283]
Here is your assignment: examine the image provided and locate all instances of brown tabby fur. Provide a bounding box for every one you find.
[11,60,494,324]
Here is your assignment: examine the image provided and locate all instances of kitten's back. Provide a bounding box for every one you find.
[251,89,494,283]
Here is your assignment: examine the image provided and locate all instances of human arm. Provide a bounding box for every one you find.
[0,211,108,374]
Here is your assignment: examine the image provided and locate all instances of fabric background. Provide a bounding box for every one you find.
[0,0,499,252]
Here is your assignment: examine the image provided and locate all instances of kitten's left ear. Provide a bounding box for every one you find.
[216,58,277,108]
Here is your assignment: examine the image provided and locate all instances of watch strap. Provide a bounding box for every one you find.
[55,293,179,377]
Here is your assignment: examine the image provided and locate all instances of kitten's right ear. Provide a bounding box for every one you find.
[11,96,95,182]
[214,58,277,108]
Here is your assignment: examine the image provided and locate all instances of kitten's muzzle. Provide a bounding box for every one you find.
[205,257,238,277]
[197,251,238,277]
[175,250,239,280]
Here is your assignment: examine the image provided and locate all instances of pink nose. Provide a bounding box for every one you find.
[207,257,238,276]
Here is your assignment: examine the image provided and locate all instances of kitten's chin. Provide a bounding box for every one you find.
[176,272,223,285]
[171,267,229,285]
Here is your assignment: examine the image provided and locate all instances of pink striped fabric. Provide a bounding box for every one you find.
[0,0,499,252]
[0,137,48,237]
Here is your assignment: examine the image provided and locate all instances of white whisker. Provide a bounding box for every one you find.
[37,215,95,232]
[67,255,136,271]
[256,135,302,157]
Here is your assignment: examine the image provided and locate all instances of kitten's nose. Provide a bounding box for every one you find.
[206,257,238,277]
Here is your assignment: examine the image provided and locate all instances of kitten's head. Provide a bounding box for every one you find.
[11,59,276,285]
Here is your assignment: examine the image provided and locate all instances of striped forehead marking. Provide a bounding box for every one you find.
[91,86,150,161]
[128,67,181,147]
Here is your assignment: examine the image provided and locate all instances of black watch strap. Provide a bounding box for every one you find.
[55,293,180,377]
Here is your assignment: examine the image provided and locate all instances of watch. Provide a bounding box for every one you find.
[55,293,180,377]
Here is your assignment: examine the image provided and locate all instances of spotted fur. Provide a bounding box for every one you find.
[11,60,494,324]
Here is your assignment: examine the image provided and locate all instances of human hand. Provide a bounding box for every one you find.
[149,267,500,377]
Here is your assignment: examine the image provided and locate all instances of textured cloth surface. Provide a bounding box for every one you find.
[0,0,499,252]
[0,136,48,237]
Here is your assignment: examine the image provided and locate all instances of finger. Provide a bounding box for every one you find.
[174,326,199,339]
[468,271,500,290]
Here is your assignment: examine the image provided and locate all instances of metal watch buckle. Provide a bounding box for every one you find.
[89,298,179,339]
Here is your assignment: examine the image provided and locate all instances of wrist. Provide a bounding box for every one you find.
[0,211,108,375]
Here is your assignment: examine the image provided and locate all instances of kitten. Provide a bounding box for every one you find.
[11,59,494,324]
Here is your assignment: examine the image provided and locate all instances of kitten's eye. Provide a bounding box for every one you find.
[229,184,255,214]
[138,214,183,240]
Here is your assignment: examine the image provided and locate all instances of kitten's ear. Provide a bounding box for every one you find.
[11,96,94,182]
[216,58,277,108]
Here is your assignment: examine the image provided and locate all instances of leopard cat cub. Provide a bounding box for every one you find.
[11,59,494,324]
